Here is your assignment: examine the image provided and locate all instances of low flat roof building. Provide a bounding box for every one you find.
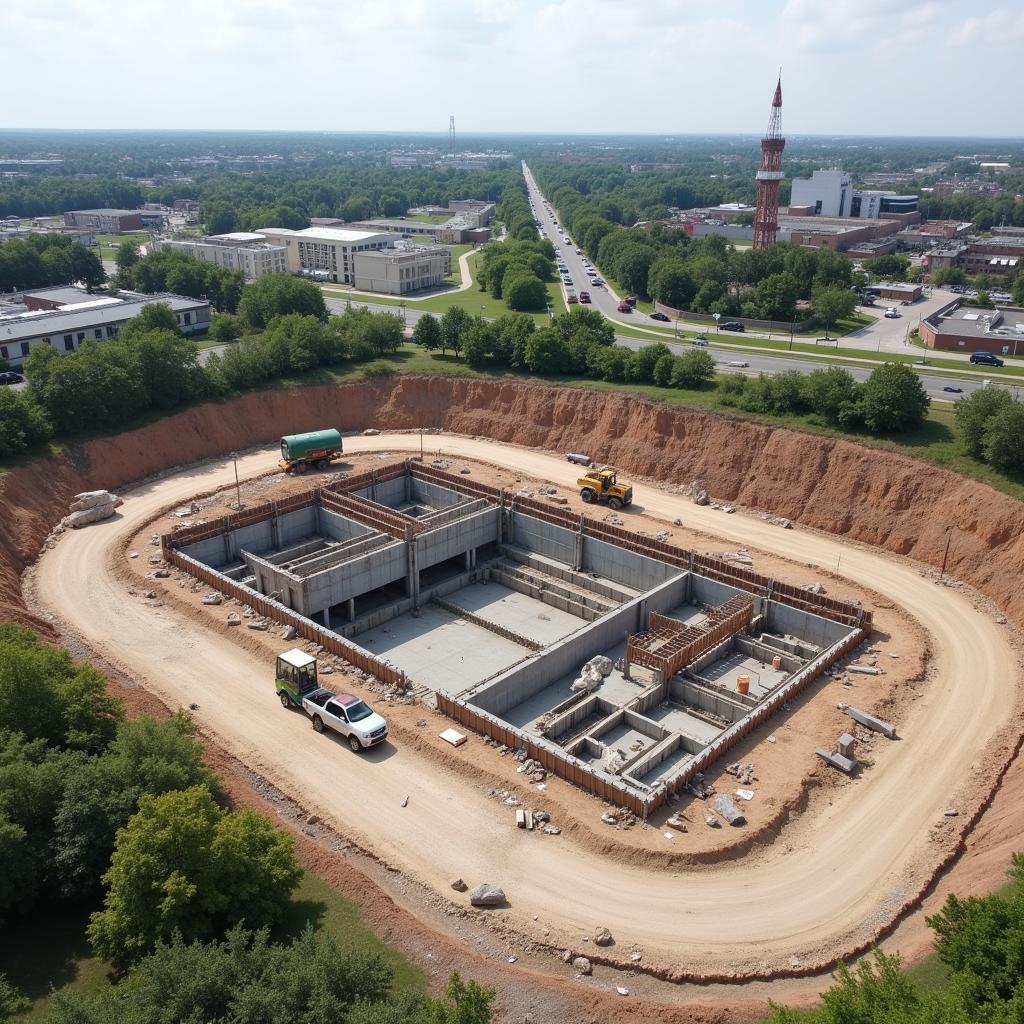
[152,233,288,279]
[63,209,144,233]
[919,301,1024,354]
[255,226,400,284]
[0,290,210,368]
[352,244,451,295]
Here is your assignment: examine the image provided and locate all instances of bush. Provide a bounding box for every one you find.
[981,402,1024,473]
[670,350,716,389]
[0,388,51,458]
[954,388,1014,459]
[860,362,930,433]
[237,274,326,330]
[88,786,301,965]
[209,313,243,342]
[652,353,675,387]
[504,272,547,312]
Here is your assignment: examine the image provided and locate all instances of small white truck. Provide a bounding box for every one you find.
[301,688,389,753]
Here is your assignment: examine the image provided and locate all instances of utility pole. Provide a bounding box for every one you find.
[229,451,242,510]
[940,526,955,581]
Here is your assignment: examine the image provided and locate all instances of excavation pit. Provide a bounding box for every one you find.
[164,459,870,816]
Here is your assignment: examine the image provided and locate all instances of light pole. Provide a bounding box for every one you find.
[789,318,795,351]
[229,451,242,511]
[940,525,956,582]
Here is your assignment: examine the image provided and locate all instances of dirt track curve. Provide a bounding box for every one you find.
[32,432,1016,977]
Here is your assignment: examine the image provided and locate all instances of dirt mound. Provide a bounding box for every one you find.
[3,376,1023,633]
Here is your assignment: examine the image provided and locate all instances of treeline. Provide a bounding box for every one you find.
[494,179,539,241]
[768,854,1024,1024]
[532,168,858,321]
[114,245,245,313]
[0,176,147,220]
[199,166,517,235]
[477,238,555,312]
[0,277,405,454]
[0,233,105,293]
[0,624,494,1022]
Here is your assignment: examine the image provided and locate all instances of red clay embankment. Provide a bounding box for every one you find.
[3,376,1023,633]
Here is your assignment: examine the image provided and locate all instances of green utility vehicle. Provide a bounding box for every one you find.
[275,648,320,707]
[279,428,343,474]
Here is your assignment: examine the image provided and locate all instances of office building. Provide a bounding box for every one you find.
[152,233,288,279]
[789,169,918,221]
[254,226,400,284]
[919,301,1024,354]
[352,244,451,295]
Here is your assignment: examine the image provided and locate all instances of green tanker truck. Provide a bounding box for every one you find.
[279,428,343,474]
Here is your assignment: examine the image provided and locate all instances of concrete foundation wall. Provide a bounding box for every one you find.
[241,549,308,613]
[317,507,374,543]
[417,508,500,572]
[511,514,576,565]
[353,475,407,508]
[304,540,407,614]
[767,600,851,648]
[468,573,687,718]
[412,478,465,510]
[690,574,752,610]
[582,535,679,590]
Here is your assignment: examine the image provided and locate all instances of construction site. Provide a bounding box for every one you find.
[165,459,867,815]
[8,376,1024,1023]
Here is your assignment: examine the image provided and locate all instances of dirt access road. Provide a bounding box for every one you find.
[33,433,1016,977]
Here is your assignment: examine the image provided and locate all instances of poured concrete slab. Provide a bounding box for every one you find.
[635,745,693,785]
[644,703,724,745]
[357,603,532,695]
[444,582,587,646]
[594,720,656,754]
[699,651,788,698]
[502,639,657,733]
[663,602,710,628]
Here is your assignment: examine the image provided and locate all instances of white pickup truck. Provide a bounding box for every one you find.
[301,688,389,753]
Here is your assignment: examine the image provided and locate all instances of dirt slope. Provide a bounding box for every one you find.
[3,376,1023,632]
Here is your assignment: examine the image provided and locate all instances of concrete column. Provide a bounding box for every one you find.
[573,515,585,572]
[404,467,412,504]
[347,598,356,622]
[323,605,331,629]
[465,550,472,572]
[270,502,280,549]
[406,533,420,608]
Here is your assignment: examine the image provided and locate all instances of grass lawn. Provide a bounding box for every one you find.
[94,232,150,261]
[3,871,425,1020]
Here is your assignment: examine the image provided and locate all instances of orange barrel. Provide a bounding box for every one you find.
[737,674,750,694]
[772,655,783,670]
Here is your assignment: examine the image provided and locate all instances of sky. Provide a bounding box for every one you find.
[2,0,1022,135]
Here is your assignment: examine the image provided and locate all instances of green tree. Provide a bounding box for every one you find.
[652,353,675,387]
[524,327,569,374]
[0,974,28,1022]
[462,319,498,368]
[115,240,141,274]
[202,201,236,235]
[812,286,858,338]
[363,312,404,356]
[954,388,1014,458]
[863,254,910,279]
[0,624,123,752]
[69,245,106,291]
[650,263,696,311]
[413,313,442,352]
[626,343,671,384]
[209,313,243,342]
[117,302,182,340]
[0,388,51,459]
[754,273,799,322]
[800,367,862,425]
[88,786,300,965]
[439,306,472,357]
[237,274,326,330]
[503,272,547,312]
[981,402,1024,473]
[670,350,716,389]
[861,362,930,434]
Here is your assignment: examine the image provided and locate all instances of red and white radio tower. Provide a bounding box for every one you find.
[753,76,785,250]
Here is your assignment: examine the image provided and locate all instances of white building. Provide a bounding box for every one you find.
[352,244,451,295]
[790,168,918,219]
[254,226,401,284]
[152,233,287,279]
[0,290,210,368]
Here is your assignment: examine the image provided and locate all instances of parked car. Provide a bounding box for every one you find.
[616,301,633,313]
[0,371,25,385]
[970,351,1004,367]
[301,689,388,752]
[720,321,745,332]
[578,291,591,303]
[567,292,578,304]
[623,295,639,307]
[650,311,670,322]
[884,308,899,318]
[591,278,604,286]
[563,278,574,287]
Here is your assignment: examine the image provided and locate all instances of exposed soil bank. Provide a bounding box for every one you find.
[3,376,1021,635]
